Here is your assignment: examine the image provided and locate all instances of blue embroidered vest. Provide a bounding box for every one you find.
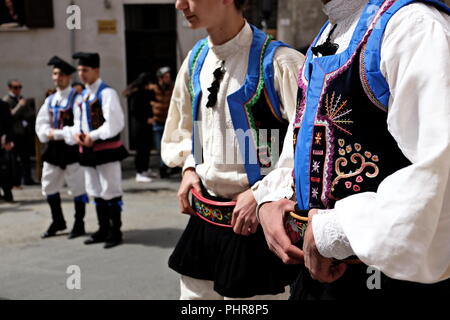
[43,88,80,168]
[293,0,450,210]
[79,82,128,166]
[189,25,291,186]
[48,88,78,129]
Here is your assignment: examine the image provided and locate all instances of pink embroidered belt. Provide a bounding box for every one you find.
[79,140,123,153]
[93,140,123,152]
[190,188,236,228]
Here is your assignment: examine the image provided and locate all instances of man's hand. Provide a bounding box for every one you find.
[82,134,94,147]
[177,168,202,215]
[48,129,55,141]
[303,209,347,283]
[18,98,27,106]
[231,189,258,236]
[147,117,156,125]
[259,199,304,264]
[74,133,85,145]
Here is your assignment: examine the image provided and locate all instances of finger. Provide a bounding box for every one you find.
[192,179,202,195]
[285,245,305,263]
[273,231,304,264]
[248,220,259,234]
[240,218,251,236]
[283,200,296,213]
[233,211,245,235]
[181,196,195,215]
[231,208,238,227]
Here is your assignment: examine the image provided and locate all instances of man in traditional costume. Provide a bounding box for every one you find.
[258,0,450,299]
[72,52,128,249]
[162,0,304,299]
[36,56,88,239]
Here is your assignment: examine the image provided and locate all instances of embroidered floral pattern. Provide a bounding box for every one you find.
[324,91,353,135]
[331,139,380,194]
[193,198,233,226]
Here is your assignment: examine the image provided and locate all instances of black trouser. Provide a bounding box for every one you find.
[13,134,33,185]
[0,149,14,200]
[134,124,152,174]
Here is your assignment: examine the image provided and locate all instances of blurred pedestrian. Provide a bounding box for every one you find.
[3,79,36,186]
[124,72,154,183]
[0,98,14,202]
[147,67,173,179]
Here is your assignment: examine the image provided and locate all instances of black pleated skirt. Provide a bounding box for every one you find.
[169,215,300,298]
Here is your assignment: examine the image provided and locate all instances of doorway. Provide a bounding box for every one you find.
[124,4,176,150]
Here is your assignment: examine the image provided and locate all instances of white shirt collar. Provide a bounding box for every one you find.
[86,78,102,95]
[56,86,71,97]
[208,22,252,61]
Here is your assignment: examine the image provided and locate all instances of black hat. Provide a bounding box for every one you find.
[72,52,100,69]
[47,56,76,75]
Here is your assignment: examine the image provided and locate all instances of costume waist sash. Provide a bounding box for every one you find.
[190,188,236,228]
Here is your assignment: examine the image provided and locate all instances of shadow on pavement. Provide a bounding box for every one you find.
[123,228,183,248]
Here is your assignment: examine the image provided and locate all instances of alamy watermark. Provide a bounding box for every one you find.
[66,5,81,30]
[167,122,282,176]
[66,265,81,290]
[367,266,382,290]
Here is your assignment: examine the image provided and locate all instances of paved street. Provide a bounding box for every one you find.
[0,159,187,300]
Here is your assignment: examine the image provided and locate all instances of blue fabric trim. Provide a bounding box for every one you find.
[74,194,89,203]
[84,82,110,131]
[227,25,269,186]
[46,192,60,200]
[106,198,123,212]
[364,0,450,110]
[191,41,209,165]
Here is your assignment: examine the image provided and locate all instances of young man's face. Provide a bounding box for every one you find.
[77,66,99,85]
[52,68,71,89]
[175,0,225,29]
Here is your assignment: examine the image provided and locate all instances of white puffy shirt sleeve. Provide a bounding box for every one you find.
[161,55,194,169]
[89,88,125,141]
[313,4,450,283]
[35,99,51,143]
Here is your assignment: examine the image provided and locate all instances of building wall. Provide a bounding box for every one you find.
[0,0,206,148]
[278,0,449,50]
[277,0,327,50]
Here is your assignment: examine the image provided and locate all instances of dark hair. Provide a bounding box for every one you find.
[234,0,247,10]
[7,79,20,87]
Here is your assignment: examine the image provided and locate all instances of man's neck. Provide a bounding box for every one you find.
[57,85,70,92]
[87,77,100,86]
[207,15,245,46]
